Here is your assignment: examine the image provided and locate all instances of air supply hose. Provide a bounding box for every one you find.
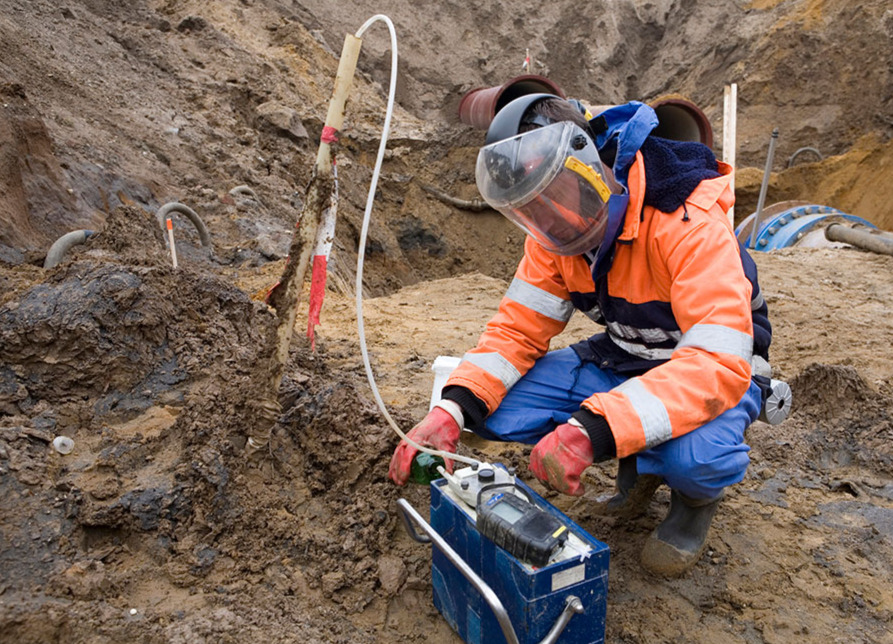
[353,15,479,468]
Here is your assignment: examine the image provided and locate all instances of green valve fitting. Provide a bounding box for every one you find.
[410,452,445,485]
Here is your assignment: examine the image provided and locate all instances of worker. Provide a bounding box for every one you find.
[389,94,772,577]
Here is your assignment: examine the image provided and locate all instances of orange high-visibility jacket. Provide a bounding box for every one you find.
[446,153,768,458]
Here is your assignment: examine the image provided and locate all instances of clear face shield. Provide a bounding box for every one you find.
[475,121,622,256]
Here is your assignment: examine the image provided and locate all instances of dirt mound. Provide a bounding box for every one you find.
[1,187,496,641]
[791,363,875,420]
[86,204,168,264]
[786,364,893,475]
[0,207,453,641]
[0,207,267,408]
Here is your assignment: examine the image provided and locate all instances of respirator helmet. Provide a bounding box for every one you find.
[476,94,620,256]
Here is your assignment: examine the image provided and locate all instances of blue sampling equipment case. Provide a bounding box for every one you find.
[399,474,609,644]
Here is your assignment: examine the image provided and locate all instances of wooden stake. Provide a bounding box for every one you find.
[166,217,178,269]
[246,34,363,456]
[723,83,738,227]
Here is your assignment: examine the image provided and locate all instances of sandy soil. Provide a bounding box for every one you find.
[1,1,892,643]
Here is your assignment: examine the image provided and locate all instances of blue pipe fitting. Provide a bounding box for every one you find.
[735,204,877,251]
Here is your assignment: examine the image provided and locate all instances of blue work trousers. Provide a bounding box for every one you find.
[474,347,761,499]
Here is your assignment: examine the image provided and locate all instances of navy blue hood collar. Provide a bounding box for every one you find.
[640,136,720,213]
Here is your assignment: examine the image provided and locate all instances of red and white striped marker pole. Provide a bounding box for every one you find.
[166,217,178,269]
[248,32,362,456]
[306,159,339,349]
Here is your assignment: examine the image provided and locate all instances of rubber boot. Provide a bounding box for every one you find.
[640,489,723,577]
[593,456,661,519]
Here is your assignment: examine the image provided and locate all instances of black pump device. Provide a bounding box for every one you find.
[476,483,569,568]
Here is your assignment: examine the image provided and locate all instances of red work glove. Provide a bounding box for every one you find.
[529,421,594,496]
[388,401,463,486]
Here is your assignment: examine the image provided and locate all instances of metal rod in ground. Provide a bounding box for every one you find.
[825,223,893,256]
[750,128,779,249]
[166,218,178,269]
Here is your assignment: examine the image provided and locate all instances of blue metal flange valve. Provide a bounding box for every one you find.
[735,204,877,251]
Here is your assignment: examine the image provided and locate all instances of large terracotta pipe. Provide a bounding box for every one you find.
[649,95,713,148]
[457,75,566,130]
[458,79,713,147]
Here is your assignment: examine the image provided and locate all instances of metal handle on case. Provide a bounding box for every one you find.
[396,498,584,644]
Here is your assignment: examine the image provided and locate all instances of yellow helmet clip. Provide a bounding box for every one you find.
[564,156,612,202]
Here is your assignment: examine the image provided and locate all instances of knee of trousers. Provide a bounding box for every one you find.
[654,439,751,500]
[639,381,762,499]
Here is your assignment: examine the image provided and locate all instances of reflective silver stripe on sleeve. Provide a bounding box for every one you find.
[581,303,601,323]
[607,320,682,344]
[675,324,753,361]
[616,378,673,448]
[505,278,574,323]
[461,352,522,391]
[751,291,765,311]
[608,333,675,361]
[751,355,772,378]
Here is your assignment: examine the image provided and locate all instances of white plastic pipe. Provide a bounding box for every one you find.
[353,15,479,467]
